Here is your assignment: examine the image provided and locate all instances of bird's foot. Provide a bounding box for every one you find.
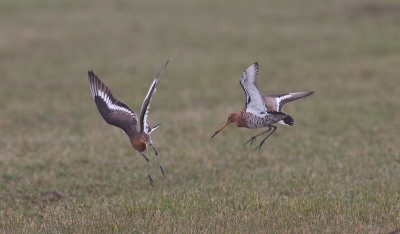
[160,166,165,178]
[148,175,154,187]
[254,143,263,151]
[254,139,268,151]
[244,137,257,146]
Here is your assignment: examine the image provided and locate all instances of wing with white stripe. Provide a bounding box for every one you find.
[139,60,169,134]
[239,62,267,117]
[88,71,139,137]
[266,91,314,111]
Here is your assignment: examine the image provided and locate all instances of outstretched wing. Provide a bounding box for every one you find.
[239,62,267,117]
[265,92,314,111]
[139,60,169,134]
[88,71,139,137]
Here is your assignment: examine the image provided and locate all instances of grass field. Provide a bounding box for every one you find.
[1,0,400,233]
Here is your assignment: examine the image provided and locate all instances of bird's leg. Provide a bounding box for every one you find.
[254,125,277,150]
[152,146,165,178]
[244,126,272,146]
[141,152,154,186]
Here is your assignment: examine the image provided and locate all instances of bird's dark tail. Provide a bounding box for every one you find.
[279,115,294,126]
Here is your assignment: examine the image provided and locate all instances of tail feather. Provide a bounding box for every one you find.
[278,116,294,126]
[267,111,294,126]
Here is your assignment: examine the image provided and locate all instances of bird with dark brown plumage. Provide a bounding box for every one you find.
[88,61,168,186]
[211,62,314,150]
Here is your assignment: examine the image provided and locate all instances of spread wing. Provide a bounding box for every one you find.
[239,62,267,117]
[139,60,169,134]
[88,71,139,137]
[265,92,314,111]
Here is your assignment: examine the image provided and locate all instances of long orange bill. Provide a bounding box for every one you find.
[211,122,230,138]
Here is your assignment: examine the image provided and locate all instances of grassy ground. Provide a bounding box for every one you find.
[1,0,400,233]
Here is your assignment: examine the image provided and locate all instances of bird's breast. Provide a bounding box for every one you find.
[131,138,147,152]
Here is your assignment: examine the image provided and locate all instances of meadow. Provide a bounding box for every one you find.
[0,0,400,233]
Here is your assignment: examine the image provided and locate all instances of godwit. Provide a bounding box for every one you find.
[88,61,168,186]
[211,62,314,150]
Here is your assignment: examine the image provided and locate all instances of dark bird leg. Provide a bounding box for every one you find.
[244,126,272,146]
[141,152,154,186]
[254,125,277,150]
[152,146,165,178]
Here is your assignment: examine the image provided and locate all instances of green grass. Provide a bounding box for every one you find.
[1,0,400,233]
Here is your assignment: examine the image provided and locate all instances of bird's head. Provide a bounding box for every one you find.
[211,112,242,138]
[142,133,154,148]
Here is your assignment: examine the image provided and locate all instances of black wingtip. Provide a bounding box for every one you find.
[253,62,259,69]
[155,60,169,80]
[88,70,96,78]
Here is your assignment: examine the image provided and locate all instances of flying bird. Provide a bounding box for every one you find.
[88,61,169,186]
[211,62,314,150]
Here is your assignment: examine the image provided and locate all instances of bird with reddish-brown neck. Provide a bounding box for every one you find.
[211,62,314,150]
[88,60,169,186]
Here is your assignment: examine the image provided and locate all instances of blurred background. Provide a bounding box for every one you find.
[0,0,399,232]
